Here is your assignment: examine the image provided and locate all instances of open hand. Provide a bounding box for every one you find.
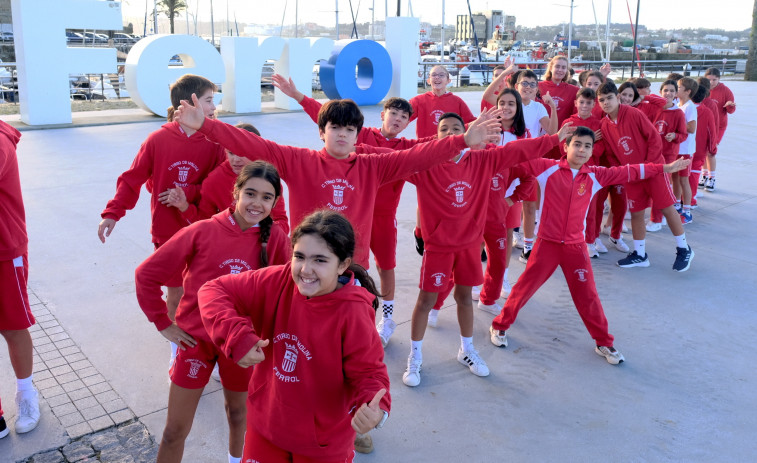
[158,187,189,212]
[97,218,116,243]
[663,157,692,173]
[557,121,575,141]
[173,93,207,131]
[465,107,504,146]
[160,324,198,350]
[272,74,305,103]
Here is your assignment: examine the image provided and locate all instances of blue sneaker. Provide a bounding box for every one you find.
[674,202,683,215]
[680,211,693,224]
[617,251,650,268]
[672,245,694,272]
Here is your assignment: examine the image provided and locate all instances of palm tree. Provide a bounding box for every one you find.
[746,0,757,80]
[158,0,187,34]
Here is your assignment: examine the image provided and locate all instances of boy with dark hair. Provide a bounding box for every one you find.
[489,126,691,364]
[0,120,40,437]
[703,67,736,192]
[596,81,694,271]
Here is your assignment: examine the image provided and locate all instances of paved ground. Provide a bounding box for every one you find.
[1,81,756,462]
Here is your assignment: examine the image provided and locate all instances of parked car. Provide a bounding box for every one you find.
[66,31,85,44]
[113,33,137,44]
[0,32,13,42]
[81,32,107,44]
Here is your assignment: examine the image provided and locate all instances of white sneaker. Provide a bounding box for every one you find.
[457,347,490,377]
[595,346,625,365]
[471,285,481,301]
[15,389,41,434]
[376,318,397,348]
[477,300,502,316]
[427,310,439,328]
[500,280,512,299]
[662,216,667,226]
[211,364,221,382]
[594,238,608,254]
[645,220,662,232]
[610,237,630,253]
[622,222,629,233]
[402,355,423,387]
[512,231,525,249]
[624,211,631,220]
[489,325,508,347]
[601,224,611,236]
[0,416,9,439]
[587,242,599,258]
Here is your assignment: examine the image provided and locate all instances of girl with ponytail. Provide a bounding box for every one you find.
[134,161,289,463]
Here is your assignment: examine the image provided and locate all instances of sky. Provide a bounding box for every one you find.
[121,0,754,32]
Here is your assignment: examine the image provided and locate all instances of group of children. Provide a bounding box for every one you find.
[1,54,735,459]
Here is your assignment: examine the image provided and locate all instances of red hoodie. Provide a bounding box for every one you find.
[701,98,720,143]
[135,208,290,340]
[409,92,476,138]
[694,104,718,160]
[707,83,735,143]
[601,104,664,166]
[0,121,25,261]
[101,122,226,245]
[538,80,578,125]
[408,135,559,252]
[522,158,665,244]
[487,132,536,224]
[179,160,290,235]
[198,263,390,460]
[635,94,667,123]
[654,107,688,162]
[197,117,470,268]
[556,113,606,164]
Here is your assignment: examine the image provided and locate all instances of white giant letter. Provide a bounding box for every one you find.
[221,36,285,113]
[385,17,420,101]
[273,38,334,110]
[11,0,121,125]
[125,35,225,118]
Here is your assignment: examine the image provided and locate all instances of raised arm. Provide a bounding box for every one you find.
[273,74,323,124]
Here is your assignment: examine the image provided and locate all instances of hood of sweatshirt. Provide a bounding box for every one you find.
[0,120,21,148]
[211,207,261,237]
[161,121,216,143]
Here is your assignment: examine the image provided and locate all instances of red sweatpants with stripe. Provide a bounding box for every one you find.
[492,239,615,347]
[689,156,706,204]
[480,221,509,305]
[586,184,626,242]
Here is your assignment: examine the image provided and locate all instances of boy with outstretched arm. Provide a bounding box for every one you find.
[489,126,692,364]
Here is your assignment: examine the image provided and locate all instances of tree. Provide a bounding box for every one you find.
[158,0,187,34]
[746,0,757,80]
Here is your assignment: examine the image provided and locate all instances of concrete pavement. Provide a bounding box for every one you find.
[1,82,756,462]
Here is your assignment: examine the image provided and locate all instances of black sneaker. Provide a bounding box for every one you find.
[705,177,715,192]
[672,245,694,272]
[617,251,650,268]
[481,248,487,262]
[698,175,707,189]
[414,231,424,256]
[518,249,531,264]
[0,416,8,439]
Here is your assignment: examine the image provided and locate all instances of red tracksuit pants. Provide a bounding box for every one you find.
[491,239,615,347]
[586,184,626,243]
[480,221,509,305]
[689,156,705,204]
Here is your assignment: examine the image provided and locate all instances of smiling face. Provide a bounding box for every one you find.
[380,107,411,138]
[232,177,276,231]
[618,87,635,105]
[517,77,538,102]
[586,76,602,91]
[291,234,350,298]
[497,92,518,127]
[427,65,451,94]
[564,134,594,169]
[550,58,569,82]
[575,96,595,118]
[319,123,358,159]
[661,84,677,104]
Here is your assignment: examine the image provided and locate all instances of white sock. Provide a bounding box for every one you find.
[702,169,709,176]
[228,454,241,463]
[709,171,716,179]
[633,240,645,256]
[503,268,509,280]
[381,300,394,320]
[675,233,687,249]
[17,375,34,393]
[524,238,534,251]
[461,336,474,352]
[411,340,423,360]
[170,342,178,360]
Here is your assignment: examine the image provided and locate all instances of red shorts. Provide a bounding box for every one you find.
[675,155,692,177]
[624,174,676,213]
[505,202,523,229]
[0,255,35,331]
[154,242,184,287]
[419,244,483,291]
[169,338,251,392]
[370,214,397,270]
[243,427,354,463]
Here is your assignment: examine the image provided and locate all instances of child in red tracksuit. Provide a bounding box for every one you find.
[410,65,476,138]
[538,56,579,126]
[271,74,436,347]
[489,126,691,364]
[198,210,391,463]
[690,79,718,205]
[135,162,290,463]
[163,123,290,235]
[597,81,694,272]
[648,80,688,230]
[98,75,227,366]
[401,112,572,388]
[172,95,501,270]
[702,67,736,191]
[0,121,40,437]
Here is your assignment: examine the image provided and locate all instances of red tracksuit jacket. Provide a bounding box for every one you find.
[694,104,718,160]
[522,158,666,244]
[0,121,25,261]
[101,122,226,245]
[538,80,578,124]
[707,83,735,143]
[179,160,290,235]
[601,104,664,166]
[654,107,688,162]
[198,263,391,460]
[487,132,535,224]
[409,91,476,137]
[197,117,470,267]
[556,114,606,164]
[135,208,290,341]
[701,98,721,143]
[408,135,559,252]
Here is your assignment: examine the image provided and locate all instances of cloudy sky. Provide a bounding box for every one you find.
[122,0,754,31]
